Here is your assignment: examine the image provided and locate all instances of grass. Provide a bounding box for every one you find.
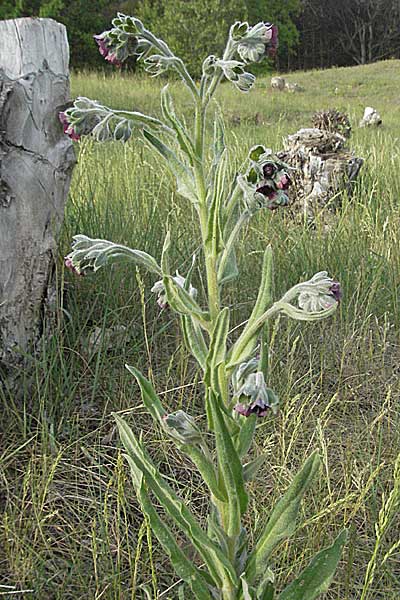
[1,59,400,599]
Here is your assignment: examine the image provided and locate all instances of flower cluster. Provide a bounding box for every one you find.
[239,145,292,213]
[58,97,104,141]
[232,360,279,418]
[93,14,151,67]
[230,21,278,62]
[297,272,341,312]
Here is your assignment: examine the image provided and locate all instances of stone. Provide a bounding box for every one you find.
[359,106,382,127]
[270,76,285,91]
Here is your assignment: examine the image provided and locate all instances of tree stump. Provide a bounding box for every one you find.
[0,18,76,373]
[277,128,364,225]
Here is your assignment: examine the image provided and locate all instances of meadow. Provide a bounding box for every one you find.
[1,59,400,599]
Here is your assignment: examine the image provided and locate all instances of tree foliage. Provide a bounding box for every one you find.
[136,0,248,78]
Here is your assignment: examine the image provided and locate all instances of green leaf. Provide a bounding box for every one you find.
[124,454,214,600]
[228,246,274,368]
[249,145,268,162]
[218,246,239,286]
[236,414,257,458]
[243,455,267,482]
[161,85,199,166]
[206,149,227,256]
[245,452,320,581]
[181,314,208,370]
[114,414,238,590]
[241,574,256,600]
[123,368,225,501]
[143,129,198,203]
[212,109,226,164]
[181,444,227,503]
[163,274,210,329]
[125,364,166,426]
[257,567,275,600]
[279,529,348,600]
[209,396,248,536]
[205,308,230,398]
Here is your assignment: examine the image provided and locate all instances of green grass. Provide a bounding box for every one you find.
[1,60,400,599]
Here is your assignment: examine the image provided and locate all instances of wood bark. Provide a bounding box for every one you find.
[0,18,76,372]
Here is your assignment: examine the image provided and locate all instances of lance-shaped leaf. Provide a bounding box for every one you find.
[245,451,320,582]
[240,574,257,600]
[205,308,230,399]
[257,567,275,600]
[125,454,215,600]
[235,414,257,458]
[206,150,227,257]
[181,314,208,370]
[114,415,238,590]
[244,455,267,482]
[65,235,162,276]
[212,109,226,164]
[210,396,248,536]
[125,366,225,501]
[228,245,273,368]
[161,85,199,166]
[125,364,165,425]
[163,274,211,329]
[279,529,348,600]
[143,129,198,204]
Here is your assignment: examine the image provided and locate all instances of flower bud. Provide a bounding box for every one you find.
[215,59,255,93]
[151,272,197,310]
[163,410,203,444]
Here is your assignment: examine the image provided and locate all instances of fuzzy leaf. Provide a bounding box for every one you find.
[228,246,274,368]
[161,85,199,165]
[143,129,198,203]
[125,364,165,425]
[209,396,248,536]
[243,455,267,482]
[236,414,257,458]
[279,529,348,600]
[114,415,237,590]
[206,149,228,256]
[181,314,208,369]
[163,275,210,329]
[125,454,214,600]
[245,452,320,581]
[205,308,230,398]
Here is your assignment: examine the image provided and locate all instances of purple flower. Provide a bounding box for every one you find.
[329,282,342,303]
[235,398,270,417]
[276,173,290,190]
[58,111,80,141]
[64,256,83,276]
[233,371,279,418]
[94,33,123,67]
[262,162,277,178]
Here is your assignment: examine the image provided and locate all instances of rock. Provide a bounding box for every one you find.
[285,82,303,93]
[359,107,382,127]
[86,325,128,354]
[270,76,285,91]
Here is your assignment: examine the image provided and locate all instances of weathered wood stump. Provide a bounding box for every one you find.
[0,18,76,373]
[277,128,363,224]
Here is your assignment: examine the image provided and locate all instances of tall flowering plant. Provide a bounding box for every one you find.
[62,14,346,599]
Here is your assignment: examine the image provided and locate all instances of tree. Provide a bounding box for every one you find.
[333,0,400,65]
[136,0,248,78]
